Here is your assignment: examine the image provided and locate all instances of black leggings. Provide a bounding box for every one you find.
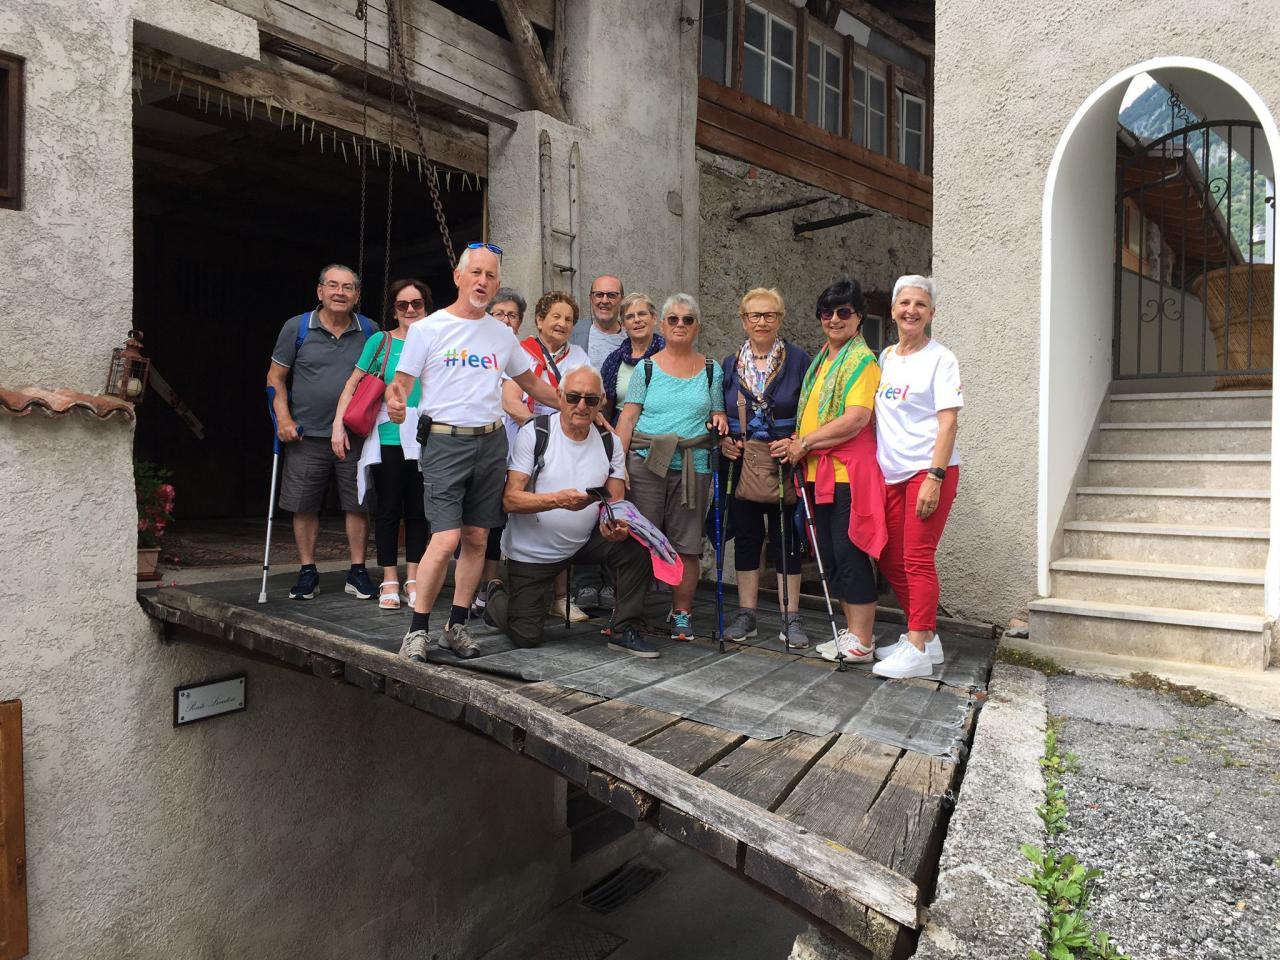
[369,444,429,568]
[729,496,803,575]
[808,482,877,605]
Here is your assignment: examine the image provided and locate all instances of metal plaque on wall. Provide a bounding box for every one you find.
[174,674,247,726]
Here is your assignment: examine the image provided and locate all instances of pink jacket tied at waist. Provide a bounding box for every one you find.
[808,427,888,561]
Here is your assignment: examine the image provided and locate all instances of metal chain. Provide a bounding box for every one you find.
[385,0,456,265]
[383,111,395,323]
[355,1,370,285]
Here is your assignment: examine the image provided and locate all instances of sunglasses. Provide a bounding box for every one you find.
[465,241,503,256]
[394,298,425,312]
[818,306,859,322]
[665,314,697,326]
[565,392,603,407]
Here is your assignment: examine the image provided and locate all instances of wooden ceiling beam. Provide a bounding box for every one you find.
[833,0,933,56]
[494,0,568,121]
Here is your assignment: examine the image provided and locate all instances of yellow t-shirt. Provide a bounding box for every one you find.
[799,357,880,482]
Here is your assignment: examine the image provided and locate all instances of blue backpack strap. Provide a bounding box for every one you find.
[293,310,314,354]
[356,312,376,339]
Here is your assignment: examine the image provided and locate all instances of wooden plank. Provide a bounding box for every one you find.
[849,751,956,884]
[343,661,386,692]
[520,682,605,784]
[832,0,934,56]
[0,701,28,960]
[309,652,345,680]
[638,720,744,775]
[385,677,465,722]
[571,699,681,745]
[495,0,568,121]
[697,93,932,211]
[518,681,605,715]
[143,588,922,931]
[730,0,746,92]
[585,773,655,820]
[700,76,932,192]
[466,702,524,751]
[487,0,554,30]
[697,120,930,227]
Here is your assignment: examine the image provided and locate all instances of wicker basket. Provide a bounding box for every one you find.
[1192,264,1274,389]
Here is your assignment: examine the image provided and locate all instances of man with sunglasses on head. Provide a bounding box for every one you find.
[266,263,378,604]
[386,243,563,661]
[571,274,627,370]
[477,366,658,658]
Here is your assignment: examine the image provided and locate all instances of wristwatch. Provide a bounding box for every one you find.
[798,437,810,452]
[927,467,946,481]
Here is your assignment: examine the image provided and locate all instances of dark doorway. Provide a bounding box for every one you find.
[132,73,484,525]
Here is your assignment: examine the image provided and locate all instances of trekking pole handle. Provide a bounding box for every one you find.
[266,385,302,455]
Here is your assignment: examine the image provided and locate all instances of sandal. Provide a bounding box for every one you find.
[403,579,417,608]
[379,580,401,610]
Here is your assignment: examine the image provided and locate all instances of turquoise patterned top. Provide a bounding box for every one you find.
[624,358,725,473]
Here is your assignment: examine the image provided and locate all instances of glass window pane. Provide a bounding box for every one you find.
[806,77,822,124]
[905,130,923,170]
[852,65,866,105]
[825,50,841,87]
[700,0,730,84]
[825,86,840,134]
[869,111,885,153]
[906,97,924,130]
[869,74,886,113]
[852,101,866,145]
[770,61,793,111]
[808,40,822,80]
[771,21,794,64]
[745,6,766,50]
[743,48,766,100]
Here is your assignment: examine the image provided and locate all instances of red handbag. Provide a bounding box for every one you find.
[342,333,392,437]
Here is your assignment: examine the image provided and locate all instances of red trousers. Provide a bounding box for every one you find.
[880,467,959,631]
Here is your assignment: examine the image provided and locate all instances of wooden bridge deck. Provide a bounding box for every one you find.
[141,574,992,959]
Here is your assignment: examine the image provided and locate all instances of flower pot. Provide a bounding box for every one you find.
[137,546,162,581]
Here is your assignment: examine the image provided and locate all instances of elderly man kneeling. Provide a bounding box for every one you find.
[482,367,660,658]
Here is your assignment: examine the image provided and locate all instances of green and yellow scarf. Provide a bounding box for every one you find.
[797,334,876,427]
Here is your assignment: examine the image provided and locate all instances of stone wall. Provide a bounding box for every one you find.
[696,149,932,368]
[932,0,1280,624]
[0,2,566,957]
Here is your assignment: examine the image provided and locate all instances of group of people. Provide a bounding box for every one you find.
[266,246,961,680]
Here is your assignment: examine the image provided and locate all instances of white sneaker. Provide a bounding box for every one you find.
[820,629,874,663]
[875,632,944,664]
[550,595,590,623]
[872,641,935,679]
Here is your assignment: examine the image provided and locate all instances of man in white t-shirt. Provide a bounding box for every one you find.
[570,274,627,369]
[387,243,562,661]
[479,366,659,658]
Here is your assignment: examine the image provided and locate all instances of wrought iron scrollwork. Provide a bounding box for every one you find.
[1141,296,1182,324]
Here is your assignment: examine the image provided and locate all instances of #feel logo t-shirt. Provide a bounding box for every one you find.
[398,308,533,427]
[874,340,963,484]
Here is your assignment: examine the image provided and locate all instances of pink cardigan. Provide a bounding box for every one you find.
[807,427,888,560]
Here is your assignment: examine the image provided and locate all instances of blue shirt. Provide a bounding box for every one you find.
[624,358,725,473]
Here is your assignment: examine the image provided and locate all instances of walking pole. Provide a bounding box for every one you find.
[778,460,791,653]
[793,471,846,672]
[259,385,298,603]
[565,565,572,632]
[708,426,726,653]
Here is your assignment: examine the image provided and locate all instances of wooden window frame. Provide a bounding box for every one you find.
[897,89,926,172]
[742,0,796,115]
[805,38,842,136]
[0,700,28,959]
[0,52,24,212]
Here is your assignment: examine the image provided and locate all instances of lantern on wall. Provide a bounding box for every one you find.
[105,330,151,403]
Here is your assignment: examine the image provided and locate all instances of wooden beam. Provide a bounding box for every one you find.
[796,9,809,121]
[494,0,568,121]
[489,0,554,30]
[832,0,933,56]
[731,0,746,91]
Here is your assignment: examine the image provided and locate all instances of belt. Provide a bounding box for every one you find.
[427,419,503,437]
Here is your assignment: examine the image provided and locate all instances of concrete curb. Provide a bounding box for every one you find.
[912,663,1048,960]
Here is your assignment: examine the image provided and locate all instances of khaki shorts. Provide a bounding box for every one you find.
[279,436,364,513]
[627,451,709,556]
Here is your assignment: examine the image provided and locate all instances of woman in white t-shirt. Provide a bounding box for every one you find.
[871,275,963,680]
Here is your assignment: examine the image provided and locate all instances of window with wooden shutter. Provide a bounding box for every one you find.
[0,700,27,960]
[0,52,23,212]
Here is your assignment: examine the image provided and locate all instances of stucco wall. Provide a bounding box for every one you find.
[696,150,932,364]
[0,2,565,957]
[932,0,1280,623]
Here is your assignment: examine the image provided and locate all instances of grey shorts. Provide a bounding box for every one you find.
[279,436,364,513]
[627,451,709,556]
[419,428,508,532]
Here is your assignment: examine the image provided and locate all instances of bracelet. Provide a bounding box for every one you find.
[799,437,810,452]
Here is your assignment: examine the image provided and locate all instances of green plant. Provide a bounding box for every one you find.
[995,645,1075,676]
[135,461,175,548]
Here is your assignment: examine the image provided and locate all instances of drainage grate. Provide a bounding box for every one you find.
[579,862,665,915]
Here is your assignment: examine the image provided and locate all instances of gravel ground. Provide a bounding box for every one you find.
[1047,674,1280,960]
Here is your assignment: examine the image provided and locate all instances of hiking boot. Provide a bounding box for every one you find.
[289,565,319,600]
[607,627,660,659]
[875,632,945,664]
[576,585,601,610]
[442,621,480,659]
[597,583,616,609]
[724,609,758,642]
[780,613,809,649]
[345,564,376,599]
[872,641,935,679]
[400,629,430,663]
[550,595,590,623]
[670,609,693,641]
[820,629,874,664]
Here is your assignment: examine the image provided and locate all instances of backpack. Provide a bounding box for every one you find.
[293,309,377,353]
[643,357,714,391]
[527,414,616,491]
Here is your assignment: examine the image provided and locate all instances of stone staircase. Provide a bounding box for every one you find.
[1030,388,1274,671]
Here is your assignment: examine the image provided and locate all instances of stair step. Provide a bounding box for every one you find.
[1029,598,1270,670]
[1049,558,1264,609]
[1087,453,1271,488]
[1062,520,1269,566]
[1049,557,1264,583]
[1108,390,1272,422]
[1097,421,1270,454]
[1074,487,1269,525]
[1112,390,1273,400]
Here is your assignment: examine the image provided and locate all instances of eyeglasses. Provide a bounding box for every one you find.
[395,298,425,312]
[466,241,503,256]
[565,392,603,407]
[665,314,697,326]
[623,309,653,322]
[590,290,622,301]
[322,280,358,293]
[745,311,780,324]
[819,306,859,322]
[491,309,519,322]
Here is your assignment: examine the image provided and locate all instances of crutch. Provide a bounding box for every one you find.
[259,385,301,603]
[708,426,726,653]
[793,471,846,671]
[778,459,791,653]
